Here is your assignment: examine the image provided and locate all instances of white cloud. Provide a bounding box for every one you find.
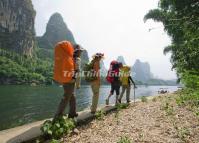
[32,0,176,80]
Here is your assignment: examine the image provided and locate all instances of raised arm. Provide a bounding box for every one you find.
[129,76,136,87]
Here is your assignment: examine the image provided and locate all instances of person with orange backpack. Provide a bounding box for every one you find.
[106,61,123,105]
[53,41,78,119]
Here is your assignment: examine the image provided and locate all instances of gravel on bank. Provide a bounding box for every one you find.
[65,94,199,143]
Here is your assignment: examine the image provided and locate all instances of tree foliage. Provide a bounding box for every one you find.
[144,0,199,88]
[0,48,53,85]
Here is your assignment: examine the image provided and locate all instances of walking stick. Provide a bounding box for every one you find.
[134,85,136,104]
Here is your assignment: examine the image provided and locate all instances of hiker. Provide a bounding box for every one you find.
[53,41,78,120]
[106,61,123,105]
[73,44,84,89]
[118,65,136,103]
[85,53,104,114]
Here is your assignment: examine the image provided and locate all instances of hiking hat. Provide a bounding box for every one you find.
[92,53,104,59]
[122,65,131,71]
[74,44,85,52]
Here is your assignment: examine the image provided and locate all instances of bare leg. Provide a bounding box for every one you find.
[106,83,114,105]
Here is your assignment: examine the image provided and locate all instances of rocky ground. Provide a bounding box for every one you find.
[65,94,199,143]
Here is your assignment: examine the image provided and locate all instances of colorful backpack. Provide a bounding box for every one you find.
[83,60,98,82]
[106,61,119,83]
[120,66,131,85]
[53,41,74,84]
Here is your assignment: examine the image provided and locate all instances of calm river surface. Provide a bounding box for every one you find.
[0,85,178,131]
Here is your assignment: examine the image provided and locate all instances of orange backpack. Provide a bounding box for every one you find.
[53,41,74,84]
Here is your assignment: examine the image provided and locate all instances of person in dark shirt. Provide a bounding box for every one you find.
[106,62,123,105]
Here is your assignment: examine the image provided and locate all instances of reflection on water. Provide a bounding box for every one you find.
[0,85,178,130]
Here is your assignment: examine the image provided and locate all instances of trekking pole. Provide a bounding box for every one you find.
[134,85,136,104]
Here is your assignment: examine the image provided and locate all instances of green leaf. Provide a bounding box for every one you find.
[47,130,53,135]
[55,123,60,128]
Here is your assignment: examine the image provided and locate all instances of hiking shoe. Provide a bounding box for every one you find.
[127,100,131,103]
[68,113,78,118]
[118,99,121,104]
[91,111,96,114]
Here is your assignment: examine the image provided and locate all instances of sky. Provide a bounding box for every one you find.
[32,0,176,80]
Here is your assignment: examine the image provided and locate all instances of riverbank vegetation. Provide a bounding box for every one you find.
[144,0,199,119]
[144,0,199,90]
[0,48,53,85]
[40,117,75,140]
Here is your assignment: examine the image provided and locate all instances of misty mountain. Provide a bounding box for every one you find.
[132,59,153,82]
[36,12,89,67]
[36,13,76,49]
[117,56,126,65]
[100,61,108,77]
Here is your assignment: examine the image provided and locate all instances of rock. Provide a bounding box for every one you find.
[30,83,37,87]
[0,0,36,56]
[73,128,80,135]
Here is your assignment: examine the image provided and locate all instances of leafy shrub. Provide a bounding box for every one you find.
[49,139,61,143]
[181,71,199,89]
[176,89,199,108]
[95,110,105,120]
[152,97,157,102]
[177,127,190,141]
[40,116,75,139]
[116,103,129,110]
[141,96,148,102]
[117,136,132,143]
[161,102,174,116]
[195,109,199,117]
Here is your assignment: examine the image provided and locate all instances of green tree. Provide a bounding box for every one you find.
[144,0,199,88]
[0,48,53,85]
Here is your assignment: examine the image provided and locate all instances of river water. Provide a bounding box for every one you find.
[0,85,178,131]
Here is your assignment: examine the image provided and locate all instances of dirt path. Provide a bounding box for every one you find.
[66,94,199,143]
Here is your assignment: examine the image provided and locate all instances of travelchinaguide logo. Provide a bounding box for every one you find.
[63,70,136,78]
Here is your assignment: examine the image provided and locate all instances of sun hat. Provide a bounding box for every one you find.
[74,44,85,52]
[92,53,104,59]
